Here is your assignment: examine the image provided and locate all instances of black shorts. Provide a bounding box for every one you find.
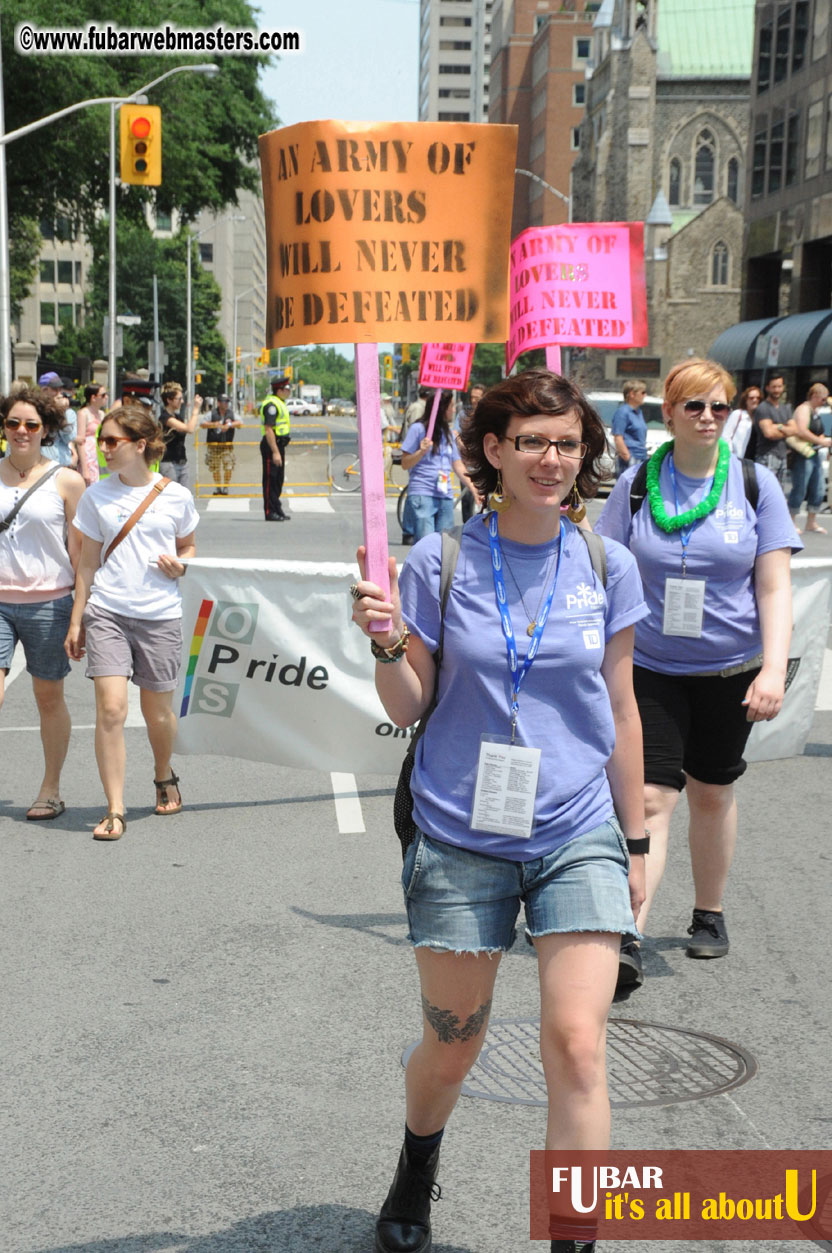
[634,663,761,792]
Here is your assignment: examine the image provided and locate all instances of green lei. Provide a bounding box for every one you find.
[645,439,731,533]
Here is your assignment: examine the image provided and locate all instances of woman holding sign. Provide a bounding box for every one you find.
[399,389,479,541]
[352,370,648,1253]
[595,358,800,991]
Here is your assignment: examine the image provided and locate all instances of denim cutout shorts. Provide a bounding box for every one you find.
[401,817,639,954]
[0,594,72,681]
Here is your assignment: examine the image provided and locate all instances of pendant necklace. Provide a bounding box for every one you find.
[500,543,559,637]
[7,457,31,481]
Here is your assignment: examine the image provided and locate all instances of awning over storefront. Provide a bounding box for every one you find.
[709,310,832,371]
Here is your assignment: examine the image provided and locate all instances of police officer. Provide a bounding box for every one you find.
[260,374,292,521]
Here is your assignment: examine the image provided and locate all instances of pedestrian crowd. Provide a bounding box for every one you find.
[1,359,822,1253]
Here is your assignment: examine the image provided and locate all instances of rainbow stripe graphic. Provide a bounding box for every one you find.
[180,598,214,717]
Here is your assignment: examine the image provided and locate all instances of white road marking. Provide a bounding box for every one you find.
[204,497,251,512]
[330,772,365,833]
[285,499,335,513]
[816,648,832,711]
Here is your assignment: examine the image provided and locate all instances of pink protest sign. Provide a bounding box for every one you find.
[418,342,475,392]
[354,343,392,634]
[507,223,647,372]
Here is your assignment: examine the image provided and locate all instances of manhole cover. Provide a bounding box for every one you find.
[402,1017,757,1109]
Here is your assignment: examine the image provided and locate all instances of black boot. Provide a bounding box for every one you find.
[550,1241,596,1252]
[375,1142,441,1253]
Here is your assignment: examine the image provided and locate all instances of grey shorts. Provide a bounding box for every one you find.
[83,603,183,691]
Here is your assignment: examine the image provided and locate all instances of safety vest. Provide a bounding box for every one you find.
[260,393,291,438]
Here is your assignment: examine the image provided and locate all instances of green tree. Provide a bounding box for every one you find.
[9,217,41,322]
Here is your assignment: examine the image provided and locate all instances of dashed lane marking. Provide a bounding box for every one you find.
[330,772,365,833]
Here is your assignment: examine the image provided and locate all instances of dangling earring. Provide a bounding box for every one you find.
[488,470,511,514]
[566,483,586,523]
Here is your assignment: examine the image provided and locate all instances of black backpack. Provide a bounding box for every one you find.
[628,458,759,517]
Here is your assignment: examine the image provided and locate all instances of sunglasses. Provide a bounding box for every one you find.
[682,400,731,419]
[96,434,135,450]
[4,417,43,432]
[506,434,588,460]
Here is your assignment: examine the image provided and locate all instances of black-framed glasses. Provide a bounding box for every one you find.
[683,400,731,418]
[506,433,587,460]
[4,417,43,432]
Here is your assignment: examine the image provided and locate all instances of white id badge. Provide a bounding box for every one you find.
[662,577,706,638]
[436,469,451,495]
[470,737,541,839]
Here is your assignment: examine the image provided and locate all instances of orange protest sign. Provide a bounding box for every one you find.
[259,119,518,347]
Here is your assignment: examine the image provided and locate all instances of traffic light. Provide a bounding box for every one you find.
[284,365,293,380]
[195,373,202,384]
[193,344,199,361]
[402,344,411,364]
[227,372,232,386]
[236,346,241,362]
[120,104,162,186]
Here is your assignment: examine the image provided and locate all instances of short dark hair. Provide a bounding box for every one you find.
[459,370,609,500]
[84,383,105,405]
[1,386,64,445]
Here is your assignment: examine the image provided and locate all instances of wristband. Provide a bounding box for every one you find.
[626,832,651,855]
[371,623,410,663]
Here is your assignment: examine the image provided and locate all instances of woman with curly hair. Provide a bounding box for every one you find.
[0,388,84,820]
[352,370,648,1253]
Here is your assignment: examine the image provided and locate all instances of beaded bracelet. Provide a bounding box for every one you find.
[370,623,411,663]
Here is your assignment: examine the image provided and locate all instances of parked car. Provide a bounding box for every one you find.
[286,398,314,416]
[584,390,667,496]
[328,397,357,416]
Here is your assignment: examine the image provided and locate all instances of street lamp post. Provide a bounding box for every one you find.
[514,167,571,221]
[0,59,218,395]
[232,283,265,414]
[185,213,244,404]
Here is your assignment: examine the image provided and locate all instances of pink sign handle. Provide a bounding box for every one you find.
[545,344,562,375]
[354,343,392,634]
[424,389,442,442]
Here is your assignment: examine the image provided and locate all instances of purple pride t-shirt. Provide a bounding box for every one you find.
[401,422,456,498]
[398,517,647,862]
[595,455,802,675]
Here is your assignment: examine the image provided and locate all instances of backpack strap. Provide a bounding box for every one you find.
[405,526,463,758]
[629,459,649,515]
[578,527,607,588]
[741,458,759,512]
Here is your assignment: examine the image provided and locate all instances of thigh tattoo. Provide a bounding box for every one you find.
[421,995,492,1044]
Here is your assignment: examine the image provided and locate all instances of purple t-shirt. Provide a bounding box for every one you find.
[594,455,802,675]
[398,517,648,862]
[401,421,456,498]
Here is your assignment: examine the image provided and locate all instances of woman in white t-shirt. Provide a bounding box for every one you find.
[65,407,199,840]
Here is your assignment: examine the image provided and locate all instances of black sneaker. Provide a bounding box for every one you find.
[550,1241,596,1252]
[686,909,729,958]
[616,939,644,990]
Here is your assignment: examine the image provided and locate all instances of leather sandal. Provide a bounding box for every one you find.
[26,797,66,821]
[154,773,182,816]
[93,812,126,841]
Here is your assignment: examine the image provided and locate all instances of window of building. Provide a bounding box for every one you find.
[826,97,832,169]
[531,87,547,120]
[440,15,471,25]
[75,261,82,285]
[439,64,470,74]
[752,127,768,197]
[758,20,772,92]
[57,260,73,285]
[55,216,74,242]
[712,242,729,285]
[438,111,470,121]
[40,218,55,240]
[156,210,172,231]
[439,40,471,50]
[529,131,545,161]
[535,15,549,32]
[439,88,470,98]
[814,0,830,60]
[774,4,791,83]
[694,131,715,204]
[805,98,823,178]
[669,157,682,205]
[58,302,74,327]
[793,1,809,71]
[575,37,592,60]
[768,117,785,192]
[39,260,55,285]
[571,127,581,150]
[199,242,214,263]
[40,302,56,325]
[727,156,739,202]
[573,82,586,106]
[786,110,801,182]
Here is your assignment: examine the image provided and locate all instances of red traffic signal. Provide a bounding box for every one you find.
[120,104,162,186]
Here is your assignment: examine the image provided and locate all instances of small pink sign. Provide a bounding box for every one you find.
[507,223,647,372]
[418,342,475,392]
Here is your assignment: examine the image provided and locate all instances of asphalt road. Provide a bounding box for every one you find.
[2,455,831,1253]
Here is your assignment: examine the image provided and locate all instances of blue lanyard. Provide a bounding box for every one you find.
[487,511,563,742]
[668,455,712,577]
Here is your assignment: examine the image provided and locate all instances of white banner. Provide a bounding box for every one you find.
[173,557,832,773]
[173,558,415,774]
